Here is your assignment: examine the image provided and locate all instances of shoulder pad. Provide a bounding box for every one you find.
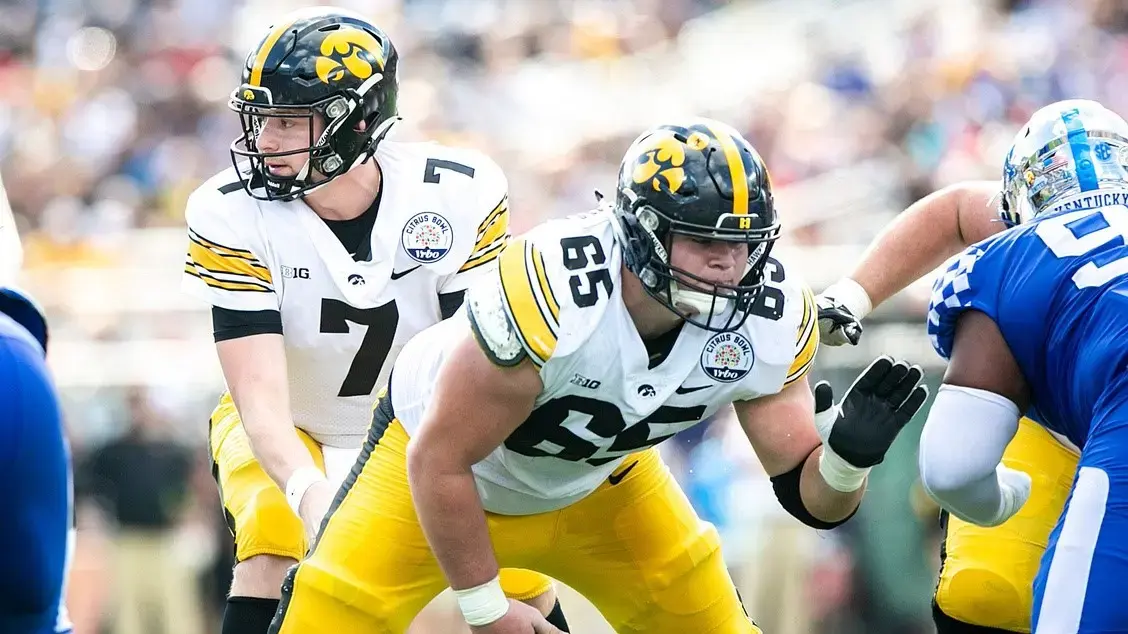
[467,214,620,367]
[467,274,528,366]
[493,238,563,365]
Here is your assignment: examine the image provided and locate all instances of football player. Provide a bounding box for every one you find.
[818,179,1080,633]
[0,282,73,634]
[827,99,1128,631]
[921,99,1128,631]
[269,118,929,633]
[181,8,565,634]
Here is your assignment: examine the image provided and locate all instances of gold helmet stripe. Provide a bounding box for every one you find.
[703,123,749,216]
[249,18,300,86]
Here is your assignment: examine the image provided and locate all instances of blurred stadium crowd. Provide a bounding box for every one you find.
[3,0,1127,631]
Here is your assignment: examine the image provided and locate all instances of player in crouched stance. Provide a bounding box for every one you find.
[270,119,928,633]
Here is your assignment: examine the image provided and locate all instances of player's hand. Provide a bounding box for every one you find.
[470,599,564,634]
[814,356,929,469]
[297,479,335,543]
[816,293,863,346]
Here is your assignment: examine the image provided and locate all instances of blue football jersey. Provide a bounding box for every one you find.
[928,191,1128,448]
[0,312,72,634]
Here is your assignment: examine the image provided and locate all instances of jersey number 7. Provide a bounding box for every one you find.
[320,299,400,397]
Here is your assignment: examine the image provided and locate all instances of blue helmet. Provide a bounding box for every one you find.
[1001,99,1128,227]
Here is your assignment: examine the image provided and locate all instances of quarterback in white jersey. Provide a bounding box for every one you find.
[272,118,930,634]
[181,8,564,634]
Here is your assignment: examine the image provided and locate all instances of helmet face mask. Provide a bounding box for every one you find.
[230,95,365,200]
[613,120,781,333]
[228,9,400,201]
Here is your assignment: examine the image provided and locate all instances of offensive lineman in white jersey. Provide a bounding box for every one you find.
[271,118,930,633]
[181,8,566,634]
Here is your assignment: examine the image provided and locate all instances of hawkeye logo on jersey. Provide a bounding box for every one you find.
[701,331,755,383]
[402,212,454,263]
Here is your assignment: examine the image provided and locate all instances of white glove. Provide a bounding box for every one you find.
[817,278,872,346]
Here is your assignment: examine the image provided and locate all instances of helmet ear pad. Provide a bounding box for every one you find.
[308,95,368,176]
[616,201,656,279]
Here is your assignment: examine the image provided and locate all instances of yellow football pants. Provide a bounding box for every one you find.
[207,392,552,598]
[934,417,1079,632]
[270,406,759,633]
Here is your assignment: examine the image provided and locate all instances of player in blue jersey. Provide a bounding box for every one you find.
[0,285,73,634]
[818,175,1082,633]
[910,99,1128,633]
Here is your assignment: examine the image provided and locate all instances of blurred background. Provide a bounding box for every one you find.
[4,0,1126,631]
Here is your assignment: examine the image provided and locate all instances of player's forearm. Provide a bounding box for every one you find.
[801,446,865,522]
[218,334,319,493]
[848,187,975,308]
[407,449,500,591]
[235,393,318,491]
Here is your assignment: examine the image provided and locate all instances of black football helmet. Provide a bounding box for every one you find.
[612,118,780,332]
[229,7,400,201]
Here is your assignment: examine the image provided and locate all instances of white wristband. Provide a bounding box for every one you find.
[818,446,870,493]
[824,278,873,321]
[454,576,510,627]
[285,467,327,516]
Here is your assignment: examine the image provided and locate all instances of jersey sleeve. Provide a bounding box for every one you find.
[181,189,279,312]
[784,284,819,386]
[439,155,511,293]
[467,238,561,367]
[927,245,1002,359]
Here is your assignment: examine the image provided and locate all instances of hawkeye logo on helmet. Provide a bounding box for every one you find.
[239,85,272,104]
[315,28,386,84]
[632,133,687,194]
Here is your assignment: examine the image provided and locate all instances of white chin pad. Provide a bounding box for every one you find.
[671,283,727,317]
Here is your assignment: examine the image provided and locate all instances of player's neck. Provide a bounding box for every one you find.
[621,266,684,339]
[301,160,383,221]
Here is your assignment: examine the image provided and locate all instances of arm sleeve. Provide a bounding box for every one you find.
[211,306,283,342]
[918,384,1020,525]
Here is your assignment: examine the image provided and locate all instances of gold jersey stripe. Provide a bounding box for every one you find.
[474,211,509,255]
[189,229,259,260]
[785,286,819,384]
[476,196,509,242]
[531,247,559,321]
[702,123,749,216]
[184,265,273,293]
[498,240,558,364]
[458,239,507,273]
[188,240,273,285]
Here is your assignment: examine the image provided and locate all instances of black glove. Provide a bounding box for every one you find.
[816,296,863,346]
[814,356,929,470]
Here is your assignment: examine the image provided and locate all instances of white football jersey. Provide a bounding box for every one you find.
[392,209,818,514]
[182,140,510,447]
